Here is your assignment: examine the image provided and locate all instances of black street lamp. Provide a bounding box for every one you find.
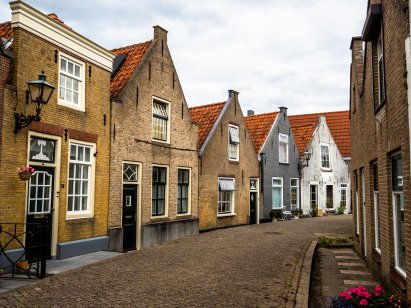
[298,150,312,176]
[14,71,55,134]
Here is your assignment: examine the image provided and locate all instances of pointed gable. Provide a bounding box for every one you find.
[111,41,152,98]
[289,110,350,157]
[245,112,278,154]
[189,102,225,150]
[291,123,317,156]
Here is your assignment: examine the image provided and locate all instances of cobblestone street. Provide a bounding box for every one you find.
[0,215,351,307]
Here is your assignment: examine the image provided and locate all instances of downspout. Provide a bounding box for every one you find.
[407,0,411,200]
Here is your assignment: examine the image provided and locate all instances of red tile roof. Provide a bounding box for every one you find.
[111,41,152,98]
[189,102,226,149]
[0,21,13,41]
[289,111,351,157]
[47,13,71,29]
[245,112,278,154]
[291,123,317,156]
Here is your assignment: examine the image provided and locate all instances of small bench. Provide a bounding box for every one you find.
[325,208,336,214]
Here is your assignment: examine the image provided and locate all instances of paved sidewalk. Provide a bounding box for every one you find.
[0,251,121,293]
[0,215,352,307]
[310,246,379,307]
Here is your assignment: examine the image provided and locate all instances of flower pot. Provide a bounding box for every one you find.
[16,260,28,274]
[18,172,32,181]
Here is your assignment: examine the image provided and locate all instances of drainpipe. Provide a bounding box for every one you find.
[407,0,411,195]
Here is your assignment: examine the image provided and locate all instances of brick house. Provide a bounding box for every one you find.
[189,91,260,230]
[289,112,351,215]
[0,1,114,263]
[108,26,199,251]
[245,107,300,220]
[350,0,411,295]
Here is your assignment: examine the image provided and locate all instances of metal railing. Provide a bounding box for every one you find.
[0,221,48,279]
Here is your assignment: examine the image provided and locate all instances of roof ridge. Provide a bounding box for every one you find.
[289,110,349,117]
[112,40,152,52]
[189,101,226,110]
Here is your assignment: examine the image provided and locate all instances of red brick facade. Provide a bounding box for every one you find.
[350,1,411,296]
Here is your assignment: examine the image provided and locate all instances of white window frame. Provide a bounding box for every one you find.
[177,167,191,216]
[218,177,235,216]
[272,177,283,209]
[58,53,85,112]
[290,178,298,209]
[377,33,385,105]
[374,191,380,254]
[66,140,96,219]
[356,192,359,235]
[279,133,289,164]
[340,183,347,210]
[152,97,171,144]
[320,143,331,170]
[228,125,240,161]
[151,164,169,218]
[393,191,406,277]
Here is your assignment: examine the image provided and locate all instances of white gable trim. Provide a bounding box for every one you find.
[259,114,279,154]
[10,1,114,71]
[199,98,232,156]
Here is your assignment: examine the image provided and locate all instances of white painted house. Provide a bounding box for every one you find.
[290,114,351,215]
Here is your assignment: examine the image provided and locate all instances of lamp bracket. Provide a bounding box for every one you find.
[14,112,40,134]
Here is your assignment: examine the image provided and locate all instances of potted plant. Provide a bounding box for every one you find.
[18,166,35,180]
[338,201,346,215]
[292,208,303,219]
[310,203,318,217]
[269,209,283,222]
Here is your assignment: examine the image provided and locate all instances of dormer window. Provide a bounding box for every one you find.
[58,53,85,112]
[228,125,240,161]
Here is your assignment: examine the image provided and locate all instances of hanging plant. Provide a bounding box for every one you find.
[18,166,35,181]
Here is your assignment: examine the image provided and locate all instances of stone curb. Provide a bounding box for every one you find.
[294,240,318,308]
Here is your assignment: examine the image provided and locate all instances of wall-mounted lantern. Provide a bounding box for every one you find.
[298,150,312,176]
[14,71,55,134]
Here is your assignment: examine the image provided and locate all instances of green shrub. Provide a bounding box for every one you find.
[310,203,318,217]
[269,209,283,220]
[338,201,346,215]
[319,236,332,246]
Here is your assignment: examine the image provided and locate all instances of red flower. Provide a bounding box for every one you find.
[359,299,368,306]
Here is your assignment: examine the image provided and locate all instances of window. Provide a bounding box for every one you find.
[392,153,405,277]
[218,178,235,215]
[228,125,240,161]
[177,169,190,214]
[340,183,347,209]
[123,163,139,183]
[290,178,298,209]
[152,100,169,142]
[152,166,167,216]
[28,171,53,214]
[279,133,289,163]
[355,170,359,235]
[272,178,283,209]
[67,142,94,216]
[377,33,385,105]
[310,184,317,209]
[372,162,380,253]
[59,54,84,111]
[321,144,330,169]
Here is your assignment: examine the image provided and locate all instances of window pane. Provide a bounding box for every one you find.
[68,196,73,211]
[272,179,282,186]
[61,58,66,71]
[291,179,297,186]
[44,200,49,212]
[30,200,36,213]
[68,180,74,194]
[75,180,81,194]
[78,146,84,161]
[74,65,80,78]
[74,196,80,211]
[81,196,88,211]
[272,187,282,208]
[394,193,406,271]
[70,145,77,160]
[68,62,74,75]
[83,166,89,179]
[157,200,164,215]
[82,181,88,195]
[85,147,91,162]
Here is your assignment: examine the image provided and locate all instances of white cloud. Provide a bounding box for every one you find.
[1,0,367,115]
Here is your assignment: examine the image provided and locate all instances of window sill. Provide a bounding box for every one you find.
[279,162,289,165]
[228,160,239,165]
[176,213,191,218]
[151,139,170,146]
[66,214,94,220]
[217,213,236,218]
[321,168,332,172]
[150,216,169,222]
[58,100,85,113]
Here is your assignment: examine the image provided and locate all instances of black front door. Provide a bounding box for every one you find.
[250,192,257,224]
[123,185,137,251]
[25,167,54,262]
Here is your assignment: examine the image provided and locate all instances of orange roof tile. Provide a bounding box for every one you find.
[245,112,278,154]
[189,102,226,149]
[47,13,71,29]
[111,41,152,98]
[0,21,13,41]
[291,123,317,156]
[289,110,351,157]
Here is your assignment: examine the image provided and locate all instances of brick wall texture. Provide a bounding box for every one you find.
[198,93,260,230]
[350,1,411,296]
[0,27,111,253]
[108,27,199,248]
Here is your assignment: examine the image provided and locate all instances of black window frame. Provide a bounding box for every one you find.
[152,166,167,216]
[177,169,189,214]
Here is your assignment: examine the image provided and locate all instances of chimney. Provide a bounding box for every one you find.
[279,106,288,116]
[247,110,255,116]
[153,25,168,43]
[350,37,364,94]
[228,89,239,100]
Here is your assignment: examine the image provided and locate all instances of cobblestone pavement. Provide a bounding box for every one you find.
[0,215,351,308]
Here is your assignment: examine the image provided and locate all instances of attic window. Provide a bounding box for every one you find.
[152,99,170,143]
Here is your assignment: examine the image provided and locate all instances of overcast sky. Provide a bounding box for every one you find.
[1,0,366,115]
